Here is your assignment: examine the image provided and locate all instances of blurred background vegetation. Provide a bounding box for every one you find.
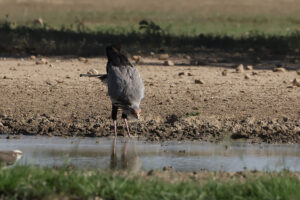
[0,0,300,56]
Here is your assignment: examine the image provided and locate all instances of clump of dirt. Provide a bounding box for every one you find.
[0,57,299,143]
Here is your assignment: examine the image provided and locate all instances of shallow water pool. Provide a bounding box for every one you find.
[0,136,299,172]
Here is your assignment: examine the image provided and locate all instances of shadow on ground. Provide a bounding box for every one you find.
[0,23,300,70]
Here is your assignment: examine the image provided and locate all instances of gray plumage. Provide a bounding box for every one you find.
[80,45,143,136]
[105,45,144,137]
[107,63,144,110]
[106,45,144,116]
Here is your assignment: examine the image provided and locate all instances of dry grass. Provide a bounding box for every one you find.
[1,0,300,55]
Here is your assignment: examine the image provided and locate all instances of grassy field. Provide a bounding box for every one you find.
[0,166,299,200]
[0,0,300,56]
[1,0,300,36]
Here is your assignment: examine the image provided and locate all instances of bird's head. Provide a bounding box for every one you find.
[106,44,130,66]
[13,149,23,161]
[123,105,142,120]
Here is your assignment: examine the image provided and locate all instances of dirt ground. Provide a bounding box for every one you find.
[0,56,299,143]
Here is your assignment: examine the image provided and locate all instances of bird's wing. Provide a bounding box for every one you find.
[107,63,144,107]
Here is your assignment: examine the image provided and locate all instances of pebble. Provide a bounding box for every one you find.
[132,55,141,61]
[36,58,48,65]
[34,17,44,26]
[159,54,169,60]
[3,76,12,80]
[246,65,253,70]
[222,70,228,76]
[135,57,145,64]
[150,52,155,56]
[166,98,173,103]
[30,55,36,60]
[162,166,174,171]
[6,135,13,139]
[49,64,54,67]
[147,170,154,176]
[252,71,258,75]
[296,70,300,75]
[292,78,300,87]
[195,79,204,84]
[66,75,71,79]
[245,74,250,79]
[56,80,64,84]
[164,60,174,66]
[273,67,286,72]
[178,72,185,76]
[78,57,87,62]
[184,55,191,59]
[236,64,244,73]
[45,80,53,85]
[87,69,98,75]
[170,83,176,88]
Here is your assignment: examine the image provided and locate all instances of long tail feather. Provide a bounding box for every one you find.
[80,74,108,82]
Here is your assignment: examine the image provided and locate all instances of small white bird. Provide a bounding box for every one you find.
[0,149,22,167]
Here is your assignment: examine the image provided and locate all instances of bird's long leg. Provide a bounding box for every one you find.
[112,105,118,138]
[122,113,131,138]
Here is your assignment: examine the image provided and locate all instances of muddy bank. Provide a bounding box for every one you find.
[0,113,299,143]
[0,57,299,143]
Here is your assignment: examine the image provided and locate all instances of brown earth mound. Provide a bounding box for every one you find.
[0,57,299,143]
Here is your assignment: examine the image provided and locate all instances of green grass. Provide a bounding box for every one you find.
[0,166,299,200]
[1,1,300,56]
[1,20,300,56]
[4,13,300,37]
[2,4,300,37]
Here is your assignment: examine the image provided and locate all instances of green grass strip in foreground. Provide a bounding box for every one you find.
[0,166,299,200]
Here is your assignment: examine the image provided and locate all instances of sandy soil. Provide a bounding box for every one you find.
[0,56,299,143]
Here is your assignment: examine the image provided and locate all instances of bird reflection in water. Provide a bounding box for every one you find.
[110,138,141,173]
